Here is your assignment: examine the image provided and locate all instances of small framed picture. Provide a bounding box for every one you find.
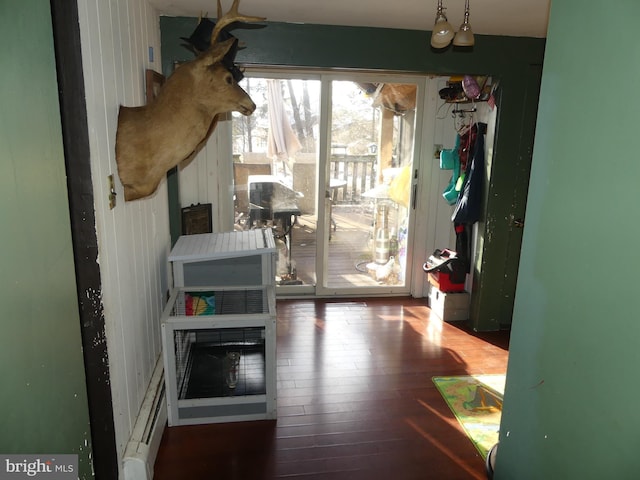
[181,203,213,235]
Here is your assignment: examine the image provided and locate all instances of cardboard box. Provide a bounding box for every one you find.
[429,288,470,322]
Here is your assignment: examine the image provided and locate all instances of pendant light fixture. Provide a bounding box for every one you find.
[430,0,475,49]
[453,0,475,47]
[430,0,454,49]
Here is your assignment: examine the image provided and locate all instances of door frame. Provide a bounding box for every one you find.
[233,69,431,298]
[50,0,118,476]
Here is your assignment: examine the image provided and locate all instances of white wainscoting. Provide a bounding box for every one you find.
[178,119,235,233]
[76,0,170,476]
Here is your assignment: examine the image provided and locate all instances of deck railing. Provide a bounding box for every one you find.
[329,154,377,204]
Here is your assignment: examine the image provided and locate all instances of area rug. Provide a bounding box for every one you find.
[432,375,506,459]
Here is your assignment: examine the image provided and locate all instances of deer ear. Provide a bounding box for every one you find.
[203,37,236,66]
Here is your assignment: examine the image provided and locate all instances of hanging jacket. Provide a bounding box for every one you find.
[452,122,486,224]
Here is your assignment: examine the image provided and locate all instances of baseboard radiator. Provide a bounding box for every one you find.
[123,356,167,480]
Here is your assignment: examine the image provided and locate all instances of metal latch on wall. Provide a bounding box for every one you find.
[108,174,117,209]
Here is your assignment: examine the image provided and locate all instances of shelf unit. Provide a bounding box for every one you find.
[161,286,277,426]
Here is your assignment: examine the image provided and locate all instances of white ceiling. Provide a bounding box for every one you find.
[149,0,551,38]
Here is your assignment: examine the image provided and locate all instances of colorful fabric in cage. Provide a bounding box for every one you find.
[185,292,216,315]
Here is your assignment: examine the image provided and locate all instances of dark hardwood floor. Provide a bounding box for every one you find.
[154,297,509,480]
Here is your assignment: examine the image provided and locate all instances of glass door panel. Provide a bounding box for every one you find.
[321,79,418,292]
[232,76,321,288]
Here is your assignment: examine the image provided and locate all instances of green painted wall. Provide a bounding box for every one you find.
[161,19,544,76]
[160,18,545,329]
[0,1,93,476]
[497,2,640,478]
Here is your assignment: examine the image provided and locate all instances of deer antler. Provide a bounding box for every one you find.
[210,0,265,46]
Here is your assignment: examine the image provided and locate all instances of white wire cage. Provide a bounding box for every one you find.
[161,286,277,426]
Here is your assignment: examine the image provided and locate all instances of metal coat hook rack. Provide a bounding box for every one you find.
[451,103,477,118]
[452,103,476,133]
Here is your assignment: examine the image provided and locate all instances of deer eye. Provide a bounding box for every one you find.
[225,74,233,85]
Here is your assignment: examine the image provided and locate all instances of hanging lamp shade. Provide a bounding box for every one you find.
[430,0,454,49]
[453,0,475,47]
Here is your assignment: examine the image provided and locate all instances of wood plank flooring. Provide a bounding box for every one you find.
[154,297,509,480]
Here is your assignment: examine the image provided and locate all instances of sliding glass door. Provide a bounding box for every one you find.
[232,72,422,296]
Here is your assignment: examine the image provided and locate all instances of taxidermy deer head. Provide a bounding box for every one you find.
[115,0,265,201]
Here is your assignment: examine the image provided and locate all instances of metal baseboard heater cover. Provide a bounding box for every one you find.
[123,357,167,480]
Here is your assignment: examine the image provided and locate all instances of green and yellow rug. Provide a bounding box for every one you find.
[432,375,505,459]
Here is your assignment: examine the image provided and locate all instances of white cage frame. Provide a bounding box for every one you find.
[161,285,277,426]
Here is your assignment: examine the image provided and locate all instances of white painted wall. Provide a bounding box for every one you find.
[178,119,235,233]
[76,0,170,475]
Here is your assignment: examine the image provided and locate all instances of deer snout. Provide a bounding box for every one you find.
[238,98,256,116]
